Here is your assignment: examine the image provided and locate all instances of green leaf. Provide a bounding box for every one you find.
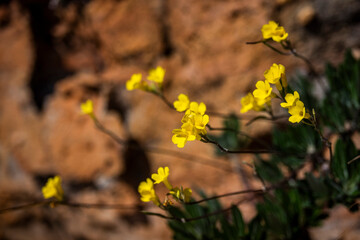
[255,158,283,183]
[231,205,245,237]
[272,125,321,170]
[248,215,265,240]
[305,173,330,203]
[331,137,355,182]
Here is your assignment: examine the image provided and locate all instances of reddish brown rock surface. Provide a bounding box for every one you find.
[0,0,359,239]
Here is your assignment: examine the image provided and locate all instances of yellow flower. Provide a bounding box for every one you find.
[126,73,148,91]
[264,63,287,90]
[261,21,278,39]
[280,91,300,108]
[193,113,209,130]
[253,80,273,101]
[42,176,64,201]
[174,94,190,112]
[187,101,206,116]
[288,100,310,123]
[240,93,264,113]
[152,167,173,190]
[261,21,288,42]
[172,122,197,148]
[138,178,160,206]
[147,66,165,83]
[81,100,94,117]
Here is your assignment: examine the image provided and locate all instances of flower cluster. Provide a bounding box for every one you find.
[280,91,310,123]
[261,21,288,42]
[240,63,310,124]
[42,176,64,201]
[172,94,209,148]
[138,167,192,207]
[126,66,165,93]
[240,64,286,113]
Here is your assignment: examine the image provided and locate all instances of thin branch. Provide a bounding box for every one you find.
[245,114,288,126]
[186,188,266,205]
[0,200,51,214]
[206,124,271,149]
[348,155,360,164]
[313,124,333,165]
[283,40,318,76]
[202,136,275,155]
[93,118,125,145]
[58,201,142,210]
[263,42,291,55]
[245,40,264,44]
[157,92,175,110]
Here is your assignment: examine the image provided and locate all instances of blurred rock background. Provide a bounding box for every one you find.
[0,0,359,239]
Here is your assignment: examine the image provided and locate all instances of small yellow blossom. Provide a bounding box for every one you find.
[174,94,190,112]
[261,21,288,42]
[81,100,94,117]
[253,80,273,101]
[172,122,197,148]
[193,113,209,130]
[152,167,173,190]
[187,102,206,116]
[240,93,264,113]
[42,176,64,201]
[264,63,287,90]
[280,91,300,108]
[240,93,255,113]
[147,66,165,83]
[288,100,310,123]
[138,178,160,206]
[126,73,148,91]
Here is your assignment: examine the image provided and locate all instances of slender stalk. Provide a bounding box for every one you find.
[246,114,288,126]
[202,135,275,154]
[313,125,333,164]
[157,92,175,110]
[283,40,318,76]
[206,124,271,149]
[263,42,291,55]
[246,40,264,44]
[0,200,51,214]
[58,201,142,210]
[348,155,360,164]
[186,188,265,205]
[93,118,125,145]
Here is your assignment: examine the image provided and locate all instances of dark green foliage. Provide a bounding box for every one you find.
[255,158,284,184]
[272,125,322,169]
[321,50,360,131]
[168,192,247,240]
[330,136,360,207]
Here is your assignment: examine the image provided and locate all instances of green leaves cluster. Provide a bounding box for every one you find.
[168,192,249,240]
[321,50,360,132]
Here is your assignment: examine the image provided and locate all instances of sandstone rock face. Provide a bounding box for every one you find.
[0,0,359,239]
